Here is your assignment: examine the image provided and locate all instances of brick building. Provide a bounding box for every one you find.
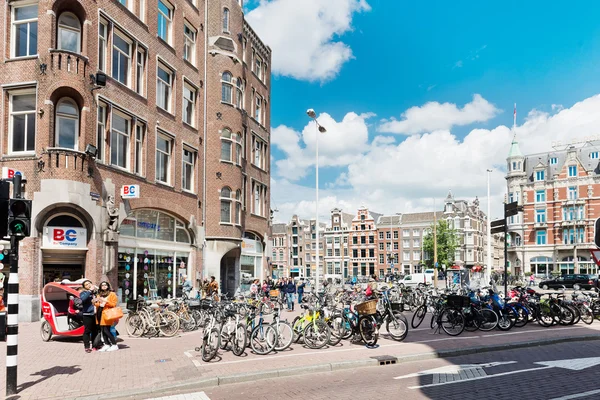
[323,208,352,281]
[348,207,380,278]
[506,137,597,276]
[270,223,287,279]
[0,0,270,320]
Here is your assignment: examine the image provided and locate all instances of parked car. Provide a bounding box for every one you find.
[538,274,599,290]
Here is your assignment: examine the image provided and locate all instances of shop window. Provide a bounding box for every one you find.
[9,90,36,153]
[11,3,38,58]
[120,209,191,243]
[57,12,81,53]
[55,98,79,149]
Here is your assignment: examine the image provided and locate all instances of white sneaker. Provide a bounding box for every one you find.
[98,345,110,352]
[107,345,119,352]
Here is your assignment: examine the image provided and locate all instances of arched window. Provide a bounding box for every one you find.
[221,71,233,103]
[220,186,232,223]
[235,189,241,224]
[55,98,79,149]
[235,78,243,108]
[120,209,191,243]
[220,128,242,165]
[223,8,230,32]
[57,12,81,53]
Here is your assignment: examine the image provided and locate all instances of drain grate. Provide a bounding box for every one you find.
[371,355,398,366]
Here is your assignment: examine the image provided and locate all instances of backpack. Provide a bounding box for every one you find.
[365,286,373,297]
[73,297,83,310]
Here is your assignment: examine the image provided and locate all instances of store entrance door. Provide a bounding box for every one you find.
[43,264,84,285]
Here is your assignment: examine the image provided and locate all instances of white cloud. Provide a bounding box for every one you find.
[272,111,373,180]
[378,94,501,135]
[272,94,600,223]
[246,0,370,82]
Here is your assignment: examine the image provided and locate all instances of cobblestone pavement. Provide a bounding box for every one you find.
[1,309,600,400]
[202,340,600,400]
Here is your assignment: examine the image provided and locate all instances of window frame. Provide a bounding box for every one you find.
[156,62,174,112]
[11,3,38,59]
[96,103,106,162]
[183,22,197,65]
[182,80,197,127]
[54,97,80,150]
[568,186,577,200]
[251,133,267,170]
[222,8,230,33]
[57,12,81,54]
[98,19,108,72]
[110,110,131,170]
[136,48,146,95]
[535,190,546,203]
[221,71,233,104]
[8,89,36,154]
[112,30,133,87]
[568,165,577,177]
[157,0,173,44]
[182,146,195,193]
[134,122,145,176]
[254,94,262,123]
[535,170,545,181]
[220,128,242,166]
[536,230,547,245]
[155,132,172,185]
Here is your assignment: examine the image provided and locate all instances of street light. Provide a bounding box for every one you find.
[307,109,326,293]
[486,169,492,283]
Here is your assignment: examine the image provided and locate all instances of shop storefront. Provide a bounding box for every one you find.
[241,234,263,281]
[117,210,193,303]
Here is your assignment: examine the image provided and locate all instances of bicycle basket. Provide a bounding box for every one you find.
[356,299,378,315]
[446,295,470,308]
[126,299,144,311]
[390,302,403,312]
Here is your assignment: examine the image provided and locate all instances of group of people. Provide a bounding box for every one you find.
[181,275,220,300]
[70,280,122,353]
[249,277,307,311]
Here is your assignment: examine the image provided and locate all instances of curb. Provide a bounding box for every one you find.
[68,333,600,400]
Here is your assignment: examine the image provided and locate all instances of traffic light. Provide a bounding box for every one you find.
[7,198,31,238]
[0,181,9,238]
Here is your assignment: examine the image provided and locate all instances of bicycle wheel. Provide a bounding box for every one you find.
[477,308,499,331]
[292,316,304,343]
[538,303,554,327]
[567,304,581,325]
[181,315,197,332]
[303,319,330,349]
[272,321,294,351]
[201,328,220,362]
[463,309,480,332]
[126,313,144,337]
[411,305,427,329]
[326,315,345,346]
[440,308,465,336]
[358,315,379,346]
[578,305,594,325]
[250,324,277,355]
[261,300,275,315]
[513,304,529,328]
[159,311,180,337]
[386,311,408,341]
[497,308,515,331]
[232,324,247,356]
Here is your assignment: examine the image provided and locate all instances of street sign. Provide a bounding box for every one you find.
[491,219,505,228]
[121,185,140,199]
[504,201,523,218]
[490,225,506,234]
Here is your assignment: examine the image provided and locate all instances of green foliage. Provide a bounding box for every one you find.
[422,220,460,270]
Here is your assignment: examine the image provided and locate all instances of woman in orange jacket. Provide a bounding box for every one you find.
[95,281,119,352]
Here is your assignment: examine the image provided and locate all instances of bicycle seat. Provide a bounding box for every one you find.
[149,303,160,309]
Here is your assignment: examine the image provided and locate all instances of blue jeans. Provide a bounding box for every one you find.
[287,293,295,310]
[297,292,303,305]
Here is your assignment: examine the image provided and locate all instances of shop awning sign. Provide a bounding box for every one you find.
[43,227,87,249]
[2,167,25,180]
[121,185,140,199]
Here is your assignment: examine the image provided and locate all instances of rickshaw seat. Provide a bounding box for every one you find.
[49,300,70,316]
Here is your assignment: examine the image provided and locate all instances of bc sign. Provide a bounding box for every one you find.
[121,185,140,199]
[2,167,25,180]
[43,227,87,249]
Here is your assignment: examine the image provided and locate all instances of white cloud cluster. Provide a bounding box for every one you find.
[246,0,370,82]
[272,94,600,223]
[378,94,501,135]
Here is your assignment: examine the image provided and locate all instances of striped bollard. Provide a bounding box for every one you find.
[6,236,19,396]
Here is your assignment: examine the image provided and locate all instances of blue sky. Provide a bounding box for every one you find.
[245,0,600,222]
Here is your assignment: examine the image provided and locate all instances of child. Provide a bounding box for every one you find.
[67,288,83,327]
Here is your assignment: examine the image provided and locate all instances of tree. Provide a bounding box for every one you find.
[423,220,460,271]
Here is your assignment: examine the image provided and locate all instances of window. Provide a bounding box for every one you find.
[352,249,358,258]
[252,181,266,217]
[550,157,558,165]
[57,13,81,53]
[360,236,366,244]
[221,71,233,103]
[136,49,146,95]
[394,242,399,250]
[156,63,173,111]
[536,209,546,223]
[536,230,546,245]
[9,91,36,153]
[111,112,129,169]
[360,249,366,258]
[403,239,409,248]
[183,82,196,126]
[112,31,131,86]
[183,23,196,65]
[222,8,230,32]
[379,243,384,251]
[96,104,106,161]
[413,239,420,247]
[221,128,242,165]
[252,134,267,170]
[568,187,577,200]
[413,251,420,261]
[334,237,340,244]
[403,230,410,237]
[156,134,171,184]
[55,98,79,149]
[568,165,577,177]
[386,231,391,239]
[393,231,399,239]
[182,148,195,192]
[157,0,173,44]
[134,123,144,175]
[235,79,244,109]
[327,249,332,257]
[378,232,384,240]
[403,251,409,261]
[379,254,384,264]
[11,4,38,58]
[255,56,263,80]
[352,236,357,245]
[535,170,545,181]
[369,235,374,244]
[369,249,375,258]
[255,95,262,123]
[220,187,232,223]
[98,21,108,71]
[535,190,546,203]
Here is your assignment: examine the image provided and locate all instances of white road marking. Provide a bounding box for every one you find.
[145,391,211,400]
[549,388,600,400]
[394,361,517,380]
[535,357,600,371]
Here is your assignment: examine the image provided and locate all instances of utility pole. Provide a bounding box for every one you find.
[433,199,438,288]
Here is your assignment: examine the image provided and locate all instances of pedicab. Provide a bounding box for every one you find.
[40,279,86,341]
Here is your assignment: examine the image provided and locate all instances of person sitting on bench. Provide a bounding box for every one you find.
[67,288,84,327]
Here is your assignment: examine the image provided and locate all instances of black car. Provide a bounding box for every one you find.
[538,274,599,290]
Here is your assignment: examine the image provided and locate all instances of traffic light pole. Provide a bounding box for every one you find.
[6,235,18,396]
[504,216,508,298]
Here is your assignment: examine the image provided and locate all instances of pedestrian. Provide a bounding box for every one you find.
[80,280,97,353]
[94,281,119,352]
[529,274,535,287]
[209,276,219,301]
[0,287,5,312]
[201,278,210,299]
[250,279,259,298]
[262,280,269,298]
[351,275,357,286]
[297,279,305,305]
[278,278,286,304]
[67,288,84,327]
[366,274,378,298]
[181,275,193,297]
[285,278,296,311]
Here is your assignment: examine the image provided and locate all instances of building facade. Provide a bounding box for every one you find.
[348,207,379,278]
[323,208,352,281]
[506,138,598,276]
[270,223,287,279]
[0,0,270,320]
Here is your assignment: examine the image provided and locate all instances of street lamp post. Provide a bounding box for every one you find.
[307,109,326,293]
[487,169,493,283]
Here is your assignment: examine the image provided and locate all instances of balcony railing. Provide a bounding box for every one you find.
[49,50,89,77]
[40,147,92,177]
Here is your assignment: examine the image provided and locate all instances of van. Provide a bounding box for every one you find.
[399,273,432,287]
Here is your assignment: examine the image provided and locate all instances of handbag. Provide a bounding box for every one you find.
[365,286,373,297]
[93,331,104,349]
[104,307,123,322]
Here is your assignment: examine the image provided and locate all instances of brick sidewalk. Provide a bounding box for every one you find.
[1,313,599,400]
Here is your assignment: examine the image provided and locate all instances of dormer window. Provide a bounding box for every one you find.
[568,165,577,177]
[591,152,599,160]
[550,157,558,165]
[535,170,545,181]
